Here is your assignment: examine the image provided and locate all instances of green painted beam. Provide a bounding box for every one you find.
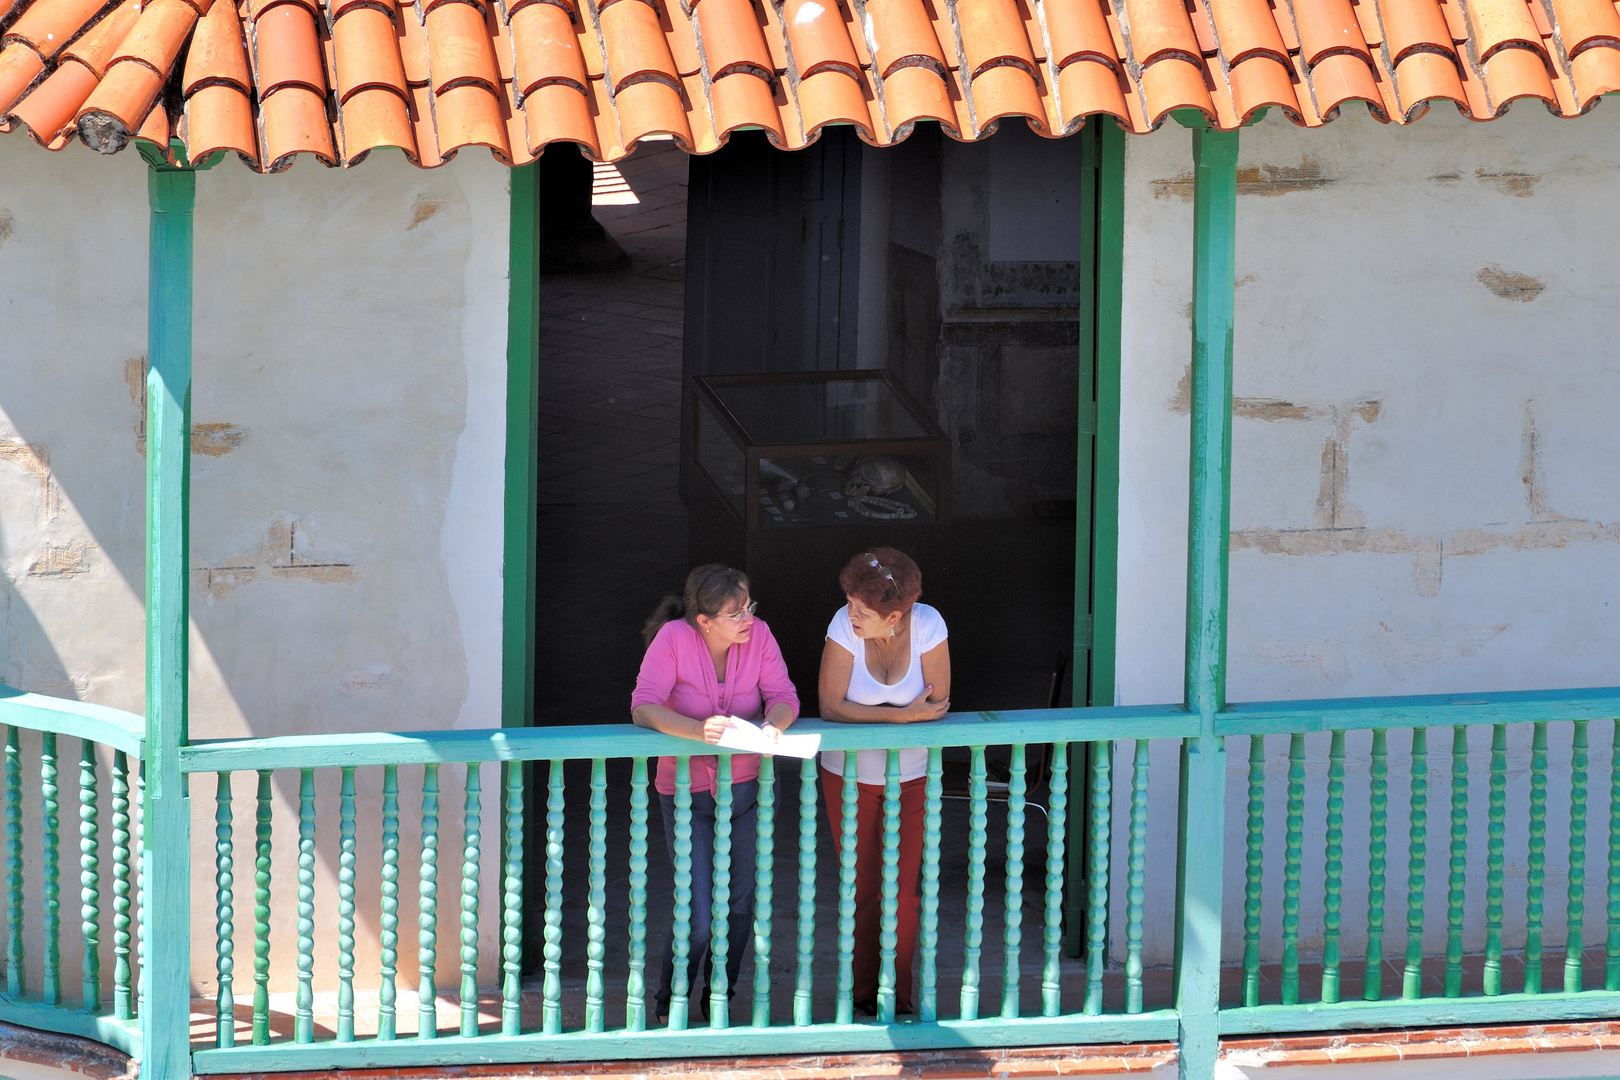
[1217,686,1620,735]
[173,683,1620,774]
[502,163,541,732]
[190,1011,1179,1072]
[1220,990,1620,1034]
[0,685,144,756]
[178,708,1201,772]
[0,996,142,1058]
[1173,122,1239,1080]
[143,150,196,1080]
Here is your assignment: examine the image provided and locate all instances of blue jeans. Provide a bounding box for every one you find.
[656,779,759,1014]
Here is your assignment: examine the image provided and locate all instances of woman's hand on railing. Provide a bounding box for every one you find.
[895,687,950,723]
[701,715,733,744]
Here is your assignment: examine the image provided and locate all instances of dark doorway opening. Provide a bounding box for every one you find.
[524,120,1113,978]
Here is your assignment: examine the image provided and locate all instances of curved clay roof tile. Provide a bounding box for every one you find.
[183,78,258,159]
[184,0,251,92]
[510,0,586,93]
[253,3,327,94]
[332,4,408,99]
[1120,0,1201,64]
[1,0,1618,165]
[63,0,139,73]
[5,0,105,57]
[8,56,93,138]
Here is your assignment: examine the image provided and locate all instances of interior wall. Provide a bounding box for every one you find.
[0,140,510,991]
[875,122,1089,520]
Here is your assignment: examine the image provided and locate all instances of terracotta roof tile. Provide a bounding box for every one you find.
[4,0,1620,165]
[182,78,258,158]
[7,54,93,139]
[331,4,408,100]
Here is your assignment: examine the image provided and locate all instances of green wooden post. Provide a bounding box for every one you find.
[1175,119,1237,1080]
[142,147,196,1080]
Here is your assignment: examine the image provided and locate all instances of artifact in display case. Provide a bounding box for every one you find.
[688,372,951,711]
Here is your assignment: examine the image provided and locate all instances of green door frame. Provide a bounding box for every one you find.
[1064,120,1125,957]
[503,162,542,733]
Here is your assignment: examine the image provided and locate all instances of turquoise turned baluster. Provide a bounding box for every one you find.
[338,767,357,1042]
[214,773,234,1047]
[751,759,776,1028]
[1608,721,1620,991]
[794,756,818,1026]
[79,742,100,1011]
[1483,725,1507,995]
[836,751,859,1025]
[921,748,943,1023]
[380,765,401,1039]
[1322,730,1345,1003]
[1525,723,1547,995]
[41,732,59,1005]
[5,727,22,998]
[961,746,988,1021]
[879,749,902,1023]
[460,765,483,1038]
[1001,744,1027,1020]
[502,761,525,1035]
[419,762,441,1040]
[1125,739,1149,1014]
[134,765,144,1020]
[1082,740,1111,1016]
[296,768,316,1043]
[626,758,648,1032]
[1567,720,1590,994]
[543,759,566,1033]
[1242,736,1264,1007]
[1364,730,1388,1002]
[1403,729,1429,1001]
[111,752,131,1019]
[1445,726,1468,997]
[252,770,272,1043]
[669,758,693,1030]
[1041,741,1068,1018]
[709,756,734,1028]
[586,759,607,1033]
[1280,733,1304,1005]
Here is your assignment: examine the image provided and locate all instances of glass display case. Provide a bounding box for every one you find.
[692,371,950,530]
[688,371,951,710]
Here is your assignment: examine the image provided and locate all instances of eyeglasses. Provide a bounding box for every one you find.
[861,553,896,583]
[714,601,759,623]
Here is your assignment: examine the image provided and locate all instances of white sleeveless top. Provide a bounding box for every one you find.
[819,603,948,784]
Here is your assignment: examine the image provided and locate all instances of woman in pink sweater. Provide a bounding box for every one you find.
[631,565,800,1022]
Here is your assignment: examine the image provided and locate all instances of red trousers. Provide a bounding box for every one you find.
[820,769,927,1011]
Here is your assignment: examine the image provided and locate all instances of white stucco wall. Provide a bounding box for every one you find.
[1112,107,1620,967]
[0,139,510,992]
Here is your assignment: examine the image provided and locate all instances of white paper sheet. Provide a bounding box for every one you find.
[716,717,820,759]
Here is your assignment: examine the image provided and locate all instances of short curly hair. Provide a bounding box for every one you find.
[838,547,922,618]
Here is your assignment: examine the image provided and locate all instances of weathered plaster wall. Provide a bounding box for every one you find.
[0,140,509,993]
[1113,107,1620,967]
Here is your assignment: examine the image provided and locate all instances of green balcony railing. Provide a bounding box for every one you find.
[0,684,145,1059]
[3,681,1620,1076]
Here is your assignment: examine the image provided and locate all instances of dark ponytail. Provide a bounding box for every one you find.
[641,564,749,649]
[640,595,686,648]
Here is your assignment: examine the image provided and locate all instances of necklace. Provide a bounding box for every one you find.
[847,495,916,520]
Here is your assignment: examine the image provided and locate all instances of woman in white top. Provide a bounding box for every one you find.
[818,547,950,1016]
